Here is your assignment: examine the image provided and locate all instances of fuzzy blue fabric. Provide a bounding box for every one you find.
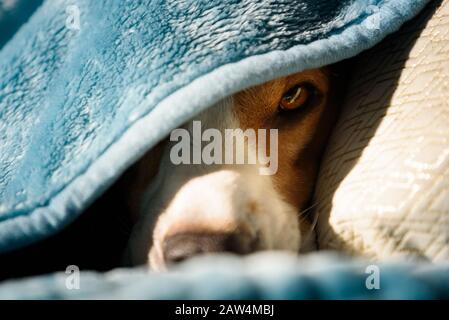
[0,0,44,49]
[0,0,429,254]
[1,252,449,299]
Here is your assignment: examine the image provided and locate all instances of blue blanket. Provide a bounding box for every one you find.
[1,252,449,299]
[0,0,439,300]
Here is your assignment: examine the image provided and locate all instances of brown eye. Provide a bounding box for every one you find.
[279,84,310,111]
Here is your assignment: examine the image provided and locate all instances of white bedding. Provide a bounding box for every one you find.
[315,0,449,262]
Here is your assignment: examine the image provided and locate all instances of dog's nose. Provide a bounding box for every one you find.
[163,232,257,265]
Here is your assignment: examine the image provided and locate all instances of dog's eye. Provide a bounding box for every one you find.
[279,84,310,111]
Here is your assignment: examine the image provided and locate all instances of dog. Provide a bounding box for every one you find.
[123,66,344,270]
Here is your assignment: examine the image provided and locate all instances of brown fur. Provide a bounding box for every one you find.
[233,68,340,236]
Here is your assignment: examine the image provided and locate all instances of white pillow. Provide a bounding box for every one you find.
[315,0,449,262]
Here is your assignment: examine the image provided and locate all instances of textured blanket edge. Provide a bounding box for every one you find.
[1,252,449,299]
[0,0,430,253]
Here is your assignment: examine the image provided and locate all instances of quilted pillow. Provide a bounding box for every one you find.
[315,0,449,262]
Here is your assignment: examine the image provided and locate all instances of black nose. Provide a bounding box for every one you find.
[163,232,258,265]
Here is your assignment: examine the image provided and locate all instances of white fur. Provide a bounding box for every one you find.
[127,98,301,270]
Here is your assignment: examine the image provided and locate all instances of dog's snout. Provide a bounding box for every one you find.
[163,232,258,265]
